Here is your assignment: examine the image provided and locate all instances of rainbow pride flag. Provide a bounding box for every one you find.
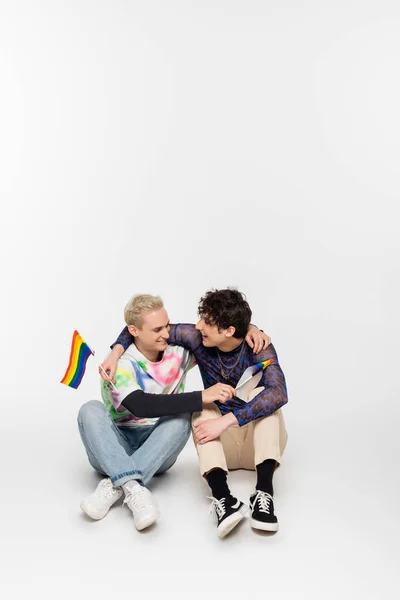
[60,330,95,389]
[234,358,275,402]
[253,358,275,374]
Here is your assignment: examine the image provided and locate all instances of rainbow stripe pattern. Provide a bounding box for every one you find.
[60,330,95,389]
[253,358,275,374]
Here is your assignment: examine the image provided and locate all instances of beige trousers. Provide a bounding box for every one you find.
[192,387,288,477]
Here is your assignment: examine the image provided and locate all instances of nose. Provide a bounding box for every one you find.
[195,319,203,331]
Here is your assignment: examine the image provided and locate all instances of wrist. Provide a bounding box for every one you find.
[111,344,124,360]
[220,412,238,430]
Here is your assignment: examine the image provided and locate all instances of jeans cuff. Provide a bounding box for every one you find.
[111,470,143,487]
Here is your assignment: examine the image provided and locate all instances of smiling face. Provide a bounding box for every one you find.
[195,314,235,348]
[128,307,171,357]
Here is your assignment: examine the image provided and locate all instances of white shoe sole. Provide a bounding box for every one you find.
[134,510,160,531]
[250,518,279,532]
[217,507,247,539]
[80,502,108,520]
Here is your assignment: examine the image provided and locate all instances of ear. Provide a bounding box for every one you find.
[224,326,236,338]
[128,324,138,337]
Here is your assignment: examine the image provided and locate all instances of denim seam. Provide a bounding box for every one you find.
[111,470,143,484]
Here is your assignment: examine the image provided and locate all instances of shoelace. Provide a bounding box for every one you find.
[253,491,273,514]
[98,479,118,502]
[207,496,227,519]
[124,485,148,511]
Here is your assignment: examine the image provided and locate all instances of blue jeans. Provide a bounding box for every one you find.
[77,400,191,487]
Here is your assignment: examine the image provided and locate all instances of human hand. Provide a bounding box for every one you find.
[202,383,236,405]
[99,356,118,383]
[193,417,228,444]
[246,325,271,353]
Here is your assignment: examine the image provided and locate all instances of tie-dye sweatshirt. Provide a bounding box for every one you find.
[101,342,196,427]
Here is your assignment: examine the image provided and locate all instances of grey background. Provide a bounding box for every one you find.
[0,1,399,598]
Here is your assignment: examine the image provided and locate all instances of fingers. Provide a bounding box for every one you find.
[217,384,235,401]
[252,334,271,353]
[258,336,266,353]
[99,364,111,381]
[99,364,117,383]
[246,334,254,349]
[219,389,228,403]
[203,383,237,404]
[264,335,271,349]
[193,423,206,444]
[248,333,262,353]
[194,430,209,444]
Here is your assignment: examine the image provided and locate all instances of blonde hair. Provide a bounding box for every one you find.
[124,294,164,328]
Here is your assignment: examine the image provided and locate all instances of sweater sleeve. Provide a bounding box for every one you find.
[233,344,288,426]
[111,326,134,351]
[121,389,202,417]
[110,323,202,353]
[167,324,203,352]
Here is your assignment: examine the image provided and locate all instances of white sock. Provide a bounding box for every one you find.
[122,480,142,495]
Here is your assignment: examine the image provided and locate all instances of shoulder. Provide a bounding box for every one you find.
[252,343,279,364]
[172,323,203,348]
[164,344,192,358]
[121,343,139,360]
[174,323,200,336]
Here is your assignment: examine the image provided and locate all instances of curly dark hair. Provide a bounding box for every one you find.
[198,288,252,339]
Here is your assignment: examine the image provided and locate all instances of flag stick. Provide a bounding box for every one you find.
[99,365,118,392]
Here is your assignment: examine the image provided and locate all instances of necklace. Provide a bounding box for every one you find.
[216,341,246,380]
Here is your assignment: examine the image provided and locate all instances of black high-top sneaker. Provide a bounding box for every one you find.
[208,497,248,538]
[249,490,279,532]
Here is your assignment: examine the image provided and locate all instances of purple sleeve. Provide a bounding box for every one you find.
[167,324,203,352]
[111,326,134,350]
[111,323,203,353]
[233,344,288,426]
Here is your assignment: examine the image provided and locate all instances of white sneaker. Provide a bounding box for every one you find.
[80,478,123,520]
[123,481,160,530]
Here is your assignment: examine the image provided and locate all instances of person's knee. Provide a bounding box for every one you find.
[161,412,191,439]
[192,411,201,429]
[77,400,107,428]
[175,412,191,437]
[156,454,178,476]
[192,407,221,429]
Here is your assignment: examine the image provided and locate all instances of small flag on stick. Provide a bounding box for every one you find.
[60,330,95,389]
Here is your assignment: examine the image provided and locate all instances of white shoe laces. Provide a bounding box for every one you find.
[253,491,273,513]
[97,478,118,502]
[124,485,148,512]
[207,497,227,519]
